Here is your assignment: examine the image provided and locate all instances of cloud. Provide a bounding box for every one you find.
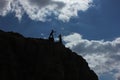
[63,33,82,48]
[0,0,93,21]
[63,33,120,79]
[0,0,12,16]
[0,0,7,10]
[115,72,120,80]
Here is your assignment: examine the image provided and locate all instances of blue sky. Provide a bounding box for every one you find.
[0,0,120,80]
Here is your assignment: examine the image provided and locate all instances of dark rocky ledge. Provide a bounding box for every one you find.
[0,30,98,80]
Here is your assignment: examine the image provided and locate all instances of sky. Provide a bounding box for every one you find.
[0,0,120,80]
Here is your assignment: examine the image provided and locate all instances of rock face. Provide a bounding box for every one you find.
[0,30,98,80]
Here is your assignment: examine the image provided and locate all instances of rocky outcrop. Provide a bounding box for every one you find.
[0,30,98,80]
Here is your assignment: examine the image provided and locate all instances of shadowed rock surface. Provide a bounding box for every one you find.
[0,30,98,80]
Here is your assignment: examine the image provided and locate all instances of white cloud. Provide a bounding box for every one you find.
[11,0,24,20]
[56,0,93,21]
[0,0,12,16]
[0,0,93,21]
[63,33,120,79]
[115,72,120,80]
[63,33,82,48]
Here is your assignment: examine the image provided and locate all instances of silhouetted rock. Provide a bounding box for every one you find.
[0,30,98,80]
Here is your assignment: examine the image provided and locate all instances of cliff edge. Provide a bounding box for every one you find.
[0,30,98,80]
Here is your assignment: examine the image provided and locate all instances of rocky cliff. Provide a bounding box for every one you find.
[0,30,98,80]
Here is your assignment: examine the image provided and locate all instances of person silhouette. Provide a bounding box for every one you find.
[58,34,62,44]
[49,30,55,42]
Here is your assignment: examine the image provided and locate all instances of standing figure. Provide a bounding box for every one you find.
[58,34,62,44]
[49,30,55,42]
